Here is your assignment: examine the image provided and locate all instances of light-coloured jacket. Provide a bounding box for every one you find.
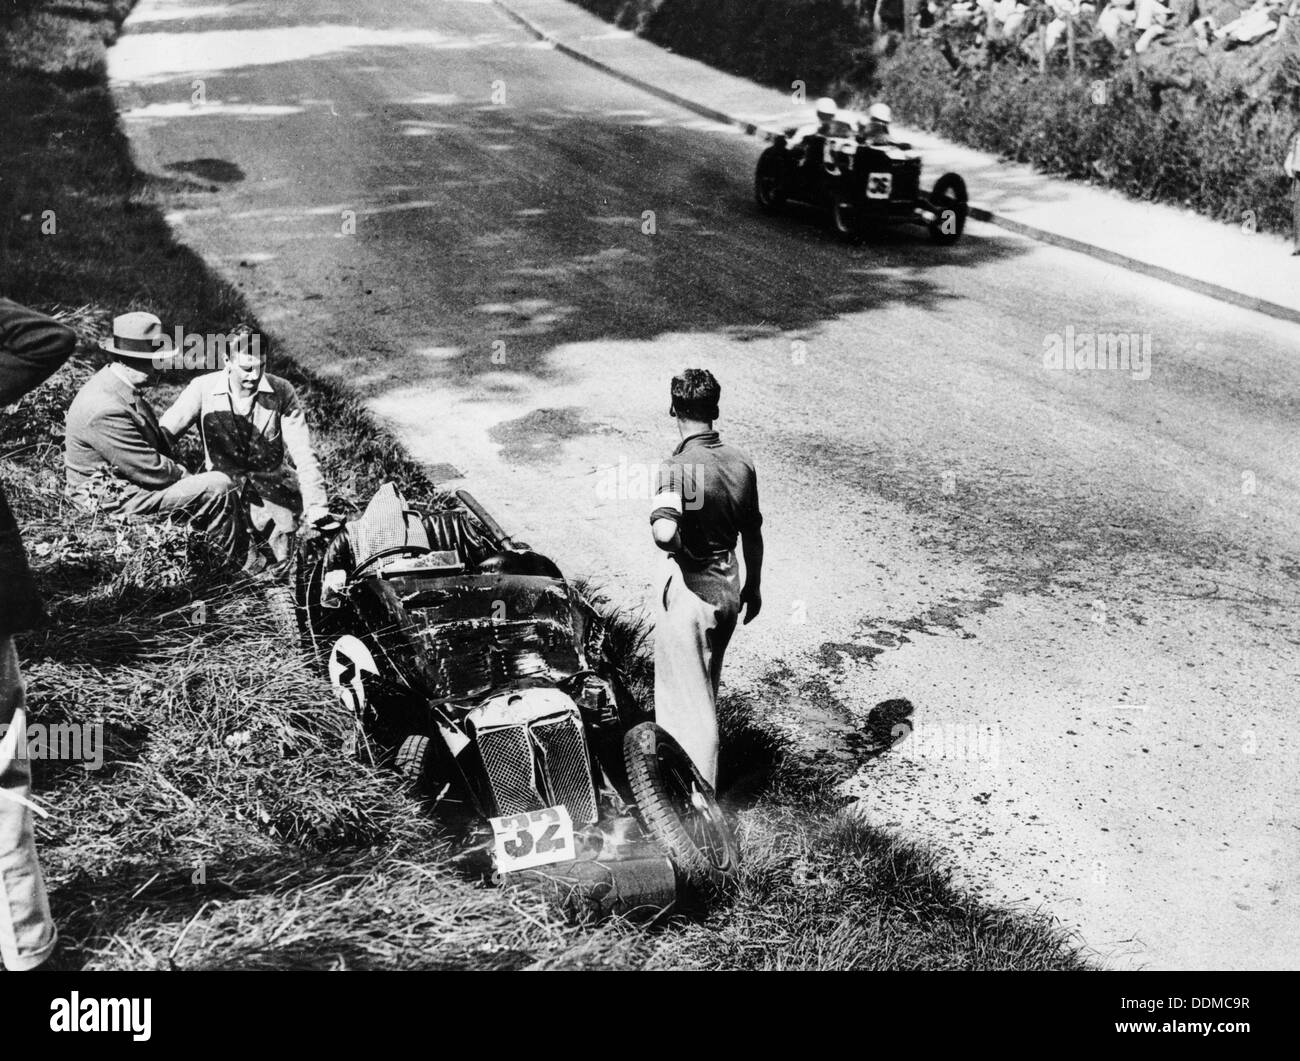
[160,371,327,514]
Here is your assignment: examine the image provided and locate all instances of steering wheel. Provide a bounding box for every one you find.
[352,544,433,579]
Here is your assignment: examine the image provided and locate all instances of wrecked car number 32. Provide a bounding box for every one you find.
[490,805,576,872]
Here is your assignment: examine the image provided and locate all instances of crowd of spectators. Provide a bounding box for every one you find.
[920,0,1298,58]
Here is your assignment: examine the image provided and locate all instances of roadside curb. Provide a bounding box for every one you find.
[492,0,1300,329]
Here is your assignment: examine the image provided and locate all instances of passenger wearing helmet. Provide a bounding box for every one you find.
[859,102,897,147]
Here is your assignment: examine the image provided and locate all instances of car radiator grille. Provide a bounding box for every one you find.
[894,161,920,202]
[477,712,598,825]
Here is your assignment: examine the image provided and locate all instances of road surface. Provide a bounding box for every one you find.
[108,0,1300,969]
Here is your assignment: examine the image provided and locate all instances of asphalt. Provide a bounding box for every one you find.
[107,0,1300,969]
[498,0,1300,327]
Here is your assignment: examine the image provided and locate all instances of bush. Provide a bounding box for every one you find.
[876,40,1297,234]
[571,0,877,98]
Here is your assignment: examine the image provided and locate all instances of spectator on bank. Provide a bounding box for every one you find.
[1099,0,1139,43]
[64,312,247,565]
[1284,128,1300,255]
[0,298,76,972]
[1196,0,1296,47]
[992,0,1033,38]
[1134,0,1174,50]
[160,325,328,571]
[1044,0,1097,51]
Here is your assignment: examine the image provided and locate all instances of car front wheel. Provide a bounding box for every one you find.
[624,722,739,893]
[754,147,787,212]
[831,194,864,242]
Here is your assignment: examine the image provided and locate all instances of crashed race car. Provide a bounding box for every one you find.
[754,117,968,244]
[292,482,739,917]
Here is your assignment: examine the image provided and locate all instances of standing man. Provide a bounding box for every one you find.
[160,325,328,570]
[64,311,245,562]
[0,297,76,971]
[650,369,764,790]
[1285,128,1300,256]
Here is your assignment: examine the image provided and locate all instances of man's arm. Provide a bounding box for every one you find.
[650,461,684,553]
[157,377,203,442]
[0,299,76,406]
[277,381,329,518]
[740,471,764,624]
[91,406,187,489]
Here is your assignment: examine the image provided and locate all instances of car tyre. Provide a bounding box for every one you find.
[394,734,431,792]
[831,194,864,243]
[624,722,739,893]
[754,146,787,212]
[929,172,968,245]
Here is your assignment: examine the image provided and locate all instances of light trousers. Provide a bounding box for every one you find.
[0,636,56,970]
[653,556,740,788]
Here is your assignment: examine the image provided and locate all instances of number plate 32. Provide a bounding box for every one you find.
[489,806,576,873]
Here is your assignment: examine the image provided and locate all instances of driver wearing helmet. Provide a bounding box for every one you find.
[791,97,843,169]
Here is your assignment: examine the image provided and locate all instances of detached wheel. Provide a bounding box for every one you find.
[624,722,739,892]
[754,146,787,212]
[928,172,968,245]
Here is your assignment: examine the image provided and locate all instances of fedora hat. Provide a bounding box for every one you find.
[99,311,175,360]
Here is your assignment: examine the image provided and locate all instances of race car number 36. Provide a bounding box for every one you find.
[489,805,575,872]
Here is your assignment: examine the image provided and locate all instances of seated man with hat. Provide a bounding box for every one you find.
[64,311,245,562]
[160,324,328,570]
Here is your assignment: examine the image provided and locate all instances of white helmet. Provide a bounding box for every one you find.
[815,97,838,121]
[867,102,893,125]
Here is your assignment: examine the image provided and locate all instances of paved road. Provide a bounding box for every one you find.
[109,0,1300,969]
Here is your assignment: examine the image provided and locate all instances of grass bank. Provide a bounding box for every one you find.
[0,0,1088,969]
[570,0,877,99]
[876,33,1299,235]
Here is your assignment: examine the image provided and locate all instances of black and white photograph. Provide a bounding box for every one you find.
[0,0,1294,1039]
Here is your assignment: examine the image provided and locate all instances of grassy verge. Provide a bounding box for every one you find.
[0,0,1089,969]
[570,0,877,99]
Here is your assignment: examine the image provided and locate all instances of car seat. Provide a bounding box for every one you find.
[347,482,431,569]
[423,508,494,568]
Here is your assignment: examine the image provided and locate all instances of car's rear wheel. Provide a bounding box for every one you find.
[624,722,739,893]
[929,172,968,245]
[754,147,787,212]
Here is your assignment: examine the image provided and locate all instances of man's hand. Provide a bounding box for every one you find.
[740,585,762,625]
[302,506,339,540]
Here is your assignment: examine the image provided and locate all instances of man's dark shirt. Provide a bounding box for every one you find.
[651,431,761,606]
